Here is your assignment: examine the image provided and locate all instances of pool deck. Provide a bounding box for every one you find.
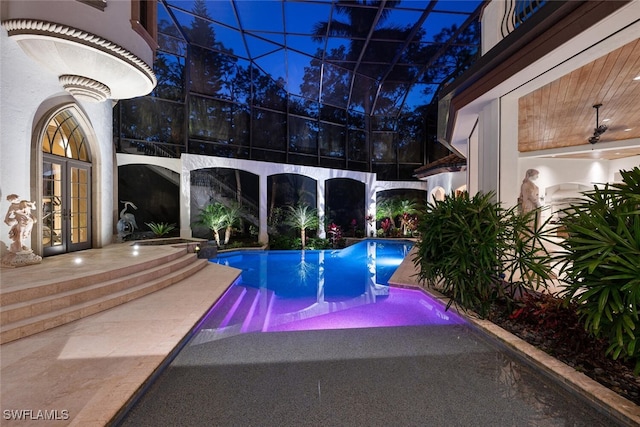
[0,244,241,426]
[388,247,640,426]
[0,242,639,426]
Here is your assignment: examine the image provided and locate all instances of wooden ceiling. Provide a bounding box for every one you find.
[518,38,640,159]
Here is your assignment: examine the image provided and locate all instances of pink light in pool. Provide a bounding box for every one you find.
[195,241,467,343]
[263,287,465,332]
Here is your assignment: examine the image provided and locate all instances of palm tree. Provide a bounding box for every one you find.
[376,198,398,228]
[285,204,319,250]
[222,202,243,245]
[196,203,226,246]
[396,199,419,235]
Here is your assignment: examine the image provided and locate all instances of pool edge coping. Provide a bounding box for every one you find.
[389,280,640,427]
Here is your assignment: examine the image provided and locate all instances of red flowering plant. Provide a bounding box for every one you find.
[381,218,392,237]
[327,223,342,248]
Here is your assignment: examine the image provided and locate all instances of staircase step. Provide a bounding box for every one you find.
[0,253,198,326]
[0,257,208,344]
[190,286,275,344]
[0,249,187,307]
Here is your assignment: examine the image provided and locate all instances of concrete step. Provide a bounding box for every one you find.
[0,249,187,307]
[0,255,208,344]
[0,253,199,326]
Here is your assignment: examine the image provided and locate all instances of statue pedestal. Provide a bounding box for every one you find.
[1,250,43,268]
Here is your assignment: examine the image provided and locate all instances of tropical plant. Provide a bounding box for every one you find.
[285,204,319,250]
[221,202,243,245]
[556,167,640,373]
[195,203,226,246]
[376,198,398,225]
[397,199,420,235]
[328,223,343,248]
[145,221,176,238]
[376,197,421,233]
[413,191,555,317]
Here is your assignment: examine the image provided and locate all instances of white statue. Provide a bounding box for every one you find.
[2,194,42,267]
[518,169,542,227]
[4,194,37,253]
[117,200,138,241]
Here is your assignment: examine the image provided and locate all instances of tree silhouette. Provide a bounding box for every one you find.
[419,21,481,100]
[307,0,415,115]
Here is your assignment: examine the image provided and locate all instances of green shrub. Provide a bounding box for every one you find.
[145,222,176,237]
[556,167,640,373]
[307,237,331,249]
[269,234,297,250]
[413,191,555,317]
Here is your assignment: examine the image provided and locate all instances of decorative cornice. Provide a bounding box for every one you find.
[2,18,156,88]
[59,74,111,102]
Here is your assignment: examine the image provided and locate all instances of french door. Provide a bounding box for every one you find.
[42,155,92,256]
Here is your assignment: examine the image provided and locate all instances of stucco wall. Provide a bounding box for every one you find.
[1,0,153,67]
[1,29,115,254]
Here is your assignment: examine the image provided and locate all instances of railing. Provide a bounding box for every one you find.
[117,139,183,158]
[501,0,546,38]
[190,171,278,234]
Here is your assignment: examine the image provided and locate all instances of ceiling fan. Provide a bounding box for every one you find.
[588,103,608,144]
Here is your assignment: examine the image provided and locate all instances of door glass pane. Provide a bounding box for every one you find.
[42,162,63,247]
[42,108,92,255]
[70,166,89,244]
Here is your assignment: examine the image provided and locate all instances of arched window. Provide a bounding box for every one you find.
[41,108,92,255]
[42,109,90,161]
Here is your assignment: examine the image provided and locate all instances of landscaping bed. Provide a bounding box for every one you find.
[487,293,640,406]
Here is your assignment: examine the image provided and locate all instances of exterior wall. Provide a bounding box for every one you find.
[117,153,425,243]
[1,0,153,67]
[180,154,382,243]
[480,0,506,54]
[423,171,467,202]
[456,1,640,207]
[1,25,114,255]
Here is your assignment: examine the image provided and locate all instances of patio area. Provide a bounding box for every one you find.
[0,244,638,426]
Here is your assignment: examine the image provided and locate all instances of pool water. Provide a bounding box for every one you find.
[192,240,465,343]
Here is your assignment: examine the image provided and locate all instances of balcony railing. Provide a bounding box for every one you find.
[501,0,546,37]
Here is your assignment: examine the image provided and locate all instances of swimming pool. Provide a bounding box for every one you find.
[191,240,465,343]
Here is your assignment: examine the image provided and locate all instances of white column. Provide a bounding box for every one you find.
[468,126,479,196]
[477,98,501,198]
[365,177,376,237]
[500,95,520,207]
[317,179,326,238]
[259,173,268,244]
[179,164,192,238]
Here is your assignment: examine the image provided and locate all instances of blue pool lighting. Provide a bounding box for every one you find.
[193,240,465,343]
